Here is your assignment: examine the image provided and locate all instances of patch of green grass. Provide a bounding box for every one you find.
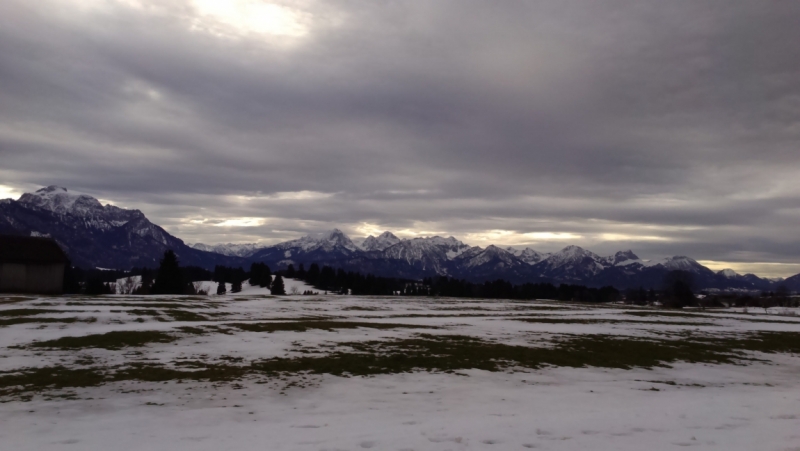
[714,331,800,354]
[225,320,433,333]
[65,301,210,309]
[26,330,178,350]
[0,309,64,317]
[127,309,162,317]
[514,317,717,326]
[625,310,800,325]
[115,363,248,383]
[385,313,499,319]
[176,326,208,335]
[113,303,207,309]
[164,309,209,322]
[508,305,574,311]
[0,296,36,304]
[3,331,799,399]
[0,366,108,397]
[248,330,799,375]
[624,310,710,318]
[0,317,97,327]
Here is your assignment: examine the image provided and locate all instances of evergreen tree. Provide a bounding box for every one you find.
[286,264,296,278]
[151,250,186,295]
[213,265,225,283]
[271,274,286,295]
[249,262,262,286]
[231,279,242,293]
[216,281,227,295]
[137,268,154,295]
[259,265,272,288]
[307,263,320,286]
[663,270,695,308]
[249,262,272,288]
[85,278,112,295]
[62,260,82,294]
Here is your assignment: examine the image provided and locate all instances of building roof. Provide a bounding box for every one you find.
[0,235,69,265]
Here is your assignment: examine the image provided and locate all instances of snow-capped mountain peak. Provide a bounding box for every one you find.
[531,245,609,280]
[361,231,402,252]
[608,250,641,266]
[718,268,740,279]
[279,228,360,253]
[455,245,522,269]
[546,245,603,268]
[190,242,265,257]
[376,235,471,272]
[643,256,708,273]
[15,185,145,231]
[18,186,103,216]
[505,247,550,265]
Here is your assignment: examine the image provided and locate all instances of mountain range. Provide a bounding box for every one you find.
[2,186,798,292]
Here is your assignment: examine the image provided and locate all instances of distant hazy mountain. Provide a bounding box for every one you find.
[1,186,794,291]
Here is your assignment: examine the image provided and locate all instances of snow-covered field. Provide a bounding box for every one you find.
[1,294,799,450]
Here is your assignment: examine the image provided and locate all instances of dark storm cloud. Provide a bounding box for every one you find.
[2,0,800,275]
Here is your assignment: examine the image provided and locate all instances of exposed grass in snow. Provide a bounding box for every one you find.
[163,309,210,322]
[24,330,178,350]
[623,310,708,318]
[624,309,800,324]
[226,320,436,333]
[4,330,799,400]
[2,295,800,407]
[0,308,66,317]
[0,296,37,304]
[3,296,800,449]
[514,317,718,326]
[0,317,97,327]
[103,302,210,309]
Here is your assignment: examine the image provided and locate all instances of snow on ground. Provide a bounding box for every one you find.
[193,277,316,296]
[115,276,315,296]
[1,294,799,450]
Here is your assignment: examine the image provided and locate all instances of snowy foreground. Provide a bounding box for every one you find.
[1,294,799,451]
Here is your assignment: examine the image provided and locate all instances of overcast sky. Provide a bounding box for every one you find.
[2,1,800,277]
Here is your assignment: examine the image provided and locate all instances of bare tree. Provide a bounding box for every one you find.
[289,285,300,295]
[662,270,696,309]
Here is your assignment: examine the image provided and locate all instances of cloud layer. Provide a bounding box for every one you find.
[2,1,800,276]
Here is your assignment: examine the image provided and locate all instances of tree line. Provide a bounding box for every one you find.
[69,251,796,310]
[281,262,621,302]
[66,250,621,301]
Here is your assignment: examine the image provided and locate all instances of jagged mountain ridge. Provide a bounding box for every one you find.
[1,186,795,290]
[189,242,263,258]
[0,186,243,269]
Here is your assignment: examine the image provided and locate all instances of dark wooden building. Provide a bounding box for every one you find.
[0,235,68,294]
